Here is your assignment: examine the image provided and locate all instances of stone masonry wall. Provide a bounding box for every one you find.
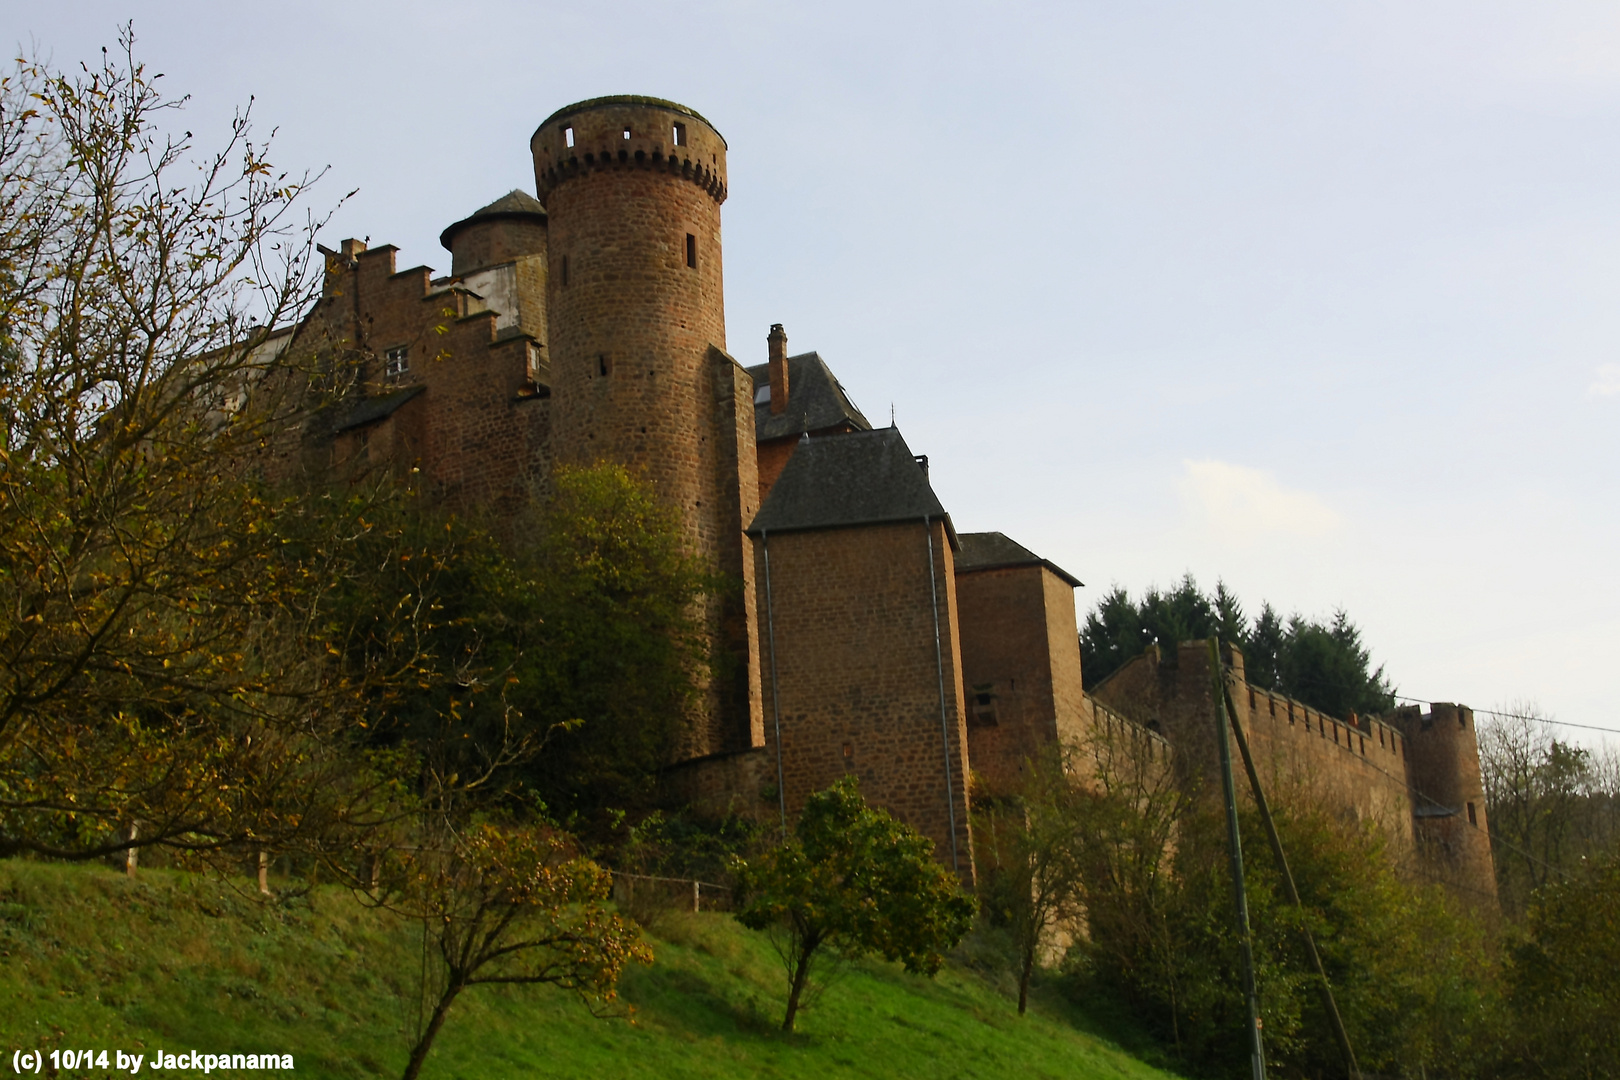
[956,564,1087,795]
[1094,642,1418,855]
[281,241,551,514]
[755,521,974,882]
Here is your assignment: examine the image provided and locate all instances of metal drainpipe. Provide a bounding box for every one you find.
[762,530,788,838]
[925,517,961,874]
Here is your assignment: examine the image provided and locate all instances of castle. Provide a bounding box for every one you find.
[278,95,1497,902]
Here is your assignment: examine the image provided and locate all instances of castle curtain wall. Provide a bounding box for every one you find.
[755,520,974,883]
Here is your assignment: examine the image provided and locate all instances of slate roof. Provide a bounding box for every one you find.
[747,427,954,543]
[331,385,425,433]
[954,532,1083,588]
[439,190,548,250]
[744,352,872,443]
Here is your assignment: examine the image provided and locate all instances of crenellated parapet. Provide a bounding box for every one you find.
[530,96,728,206]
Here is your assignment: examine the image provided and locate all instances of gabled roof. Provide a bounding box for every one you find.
[439,189,548,250]
[332,385,425,433]
[744,352,872,443]
[955,531,1083,588]
[747,427,954,544]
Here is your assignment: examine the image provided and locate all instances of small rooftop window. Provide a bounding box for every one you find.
[754,384,771,405]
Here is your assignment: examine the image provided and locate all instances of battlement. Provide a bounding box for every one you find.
[1242,682,1407,770]
[531,96,727,205]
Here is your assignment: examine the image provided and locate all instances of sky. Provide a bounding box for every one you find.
[8,1,1617,749]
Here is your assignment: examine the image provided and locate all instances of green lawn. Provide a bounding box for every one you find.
[0,860,1181,1079]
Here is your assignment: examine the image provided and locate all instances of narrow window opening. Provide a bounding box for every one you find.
[622,126,631,140]
[969,684,998,728]
[598,354,611,377]
[384,346,409,377]
[673,121,687,146]
[563,124,575,148]
[561,255,569,286]
[685,233,696,269]
[1467,802,1477,825]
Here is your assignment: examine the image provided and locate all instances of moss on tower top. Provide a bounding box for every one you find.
[538,95,724,147]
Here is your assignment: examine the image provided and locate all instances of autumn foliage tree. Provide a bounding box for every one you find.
[385,822,651,1080]
[732,777,976,1032]
[0,33,417,866]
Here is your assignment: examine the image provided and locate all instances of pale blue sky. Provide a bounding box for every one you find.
[11,1,1618,746]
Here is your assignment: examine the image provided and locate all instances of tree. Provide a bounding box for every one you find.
[732,777,976,1032]
[0,32,405,867]
[1072,779,1496,1078]
[1478,704,1620,917]
[385,822,650,1080]
[1502,850,1620,1079]
[1079,575,1395,718]
[972,752,1087,1015]
[517,464,714,824]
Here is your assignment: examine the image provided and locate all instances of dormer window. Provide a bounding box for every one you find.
[384,346,409,378]
[754,384,771,405]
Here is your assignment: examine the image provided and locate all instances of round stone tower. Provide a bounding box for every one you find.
[531,96,761,757]
[532,95,728,489]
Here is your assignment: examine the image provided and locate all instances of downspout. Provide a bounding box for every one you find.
[925,517,961,874]
[762,530,788,838]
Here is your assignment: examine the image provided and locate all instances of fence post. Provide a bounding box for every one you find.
[693,879,701,913]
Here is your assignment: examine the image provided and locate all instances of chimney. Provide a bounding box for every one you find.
[767,324,789,415]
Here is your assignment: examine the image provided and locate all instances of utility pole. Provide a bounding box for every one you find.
[1211,639,1266,1080]
[1219,680,1360,1079]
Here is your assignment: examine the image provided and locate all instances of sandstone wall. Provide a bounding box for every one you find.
[755,520,974,882]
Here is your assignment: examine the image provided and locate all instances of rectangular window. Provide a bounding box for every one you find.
[384,346,409,377]
[622,126,632,140]
[673,121,687,146]
[563,124,574,148]
[685,233,696,269]
[561,255,569,286]
[598,354,611,377]
[1467,802,1477,826]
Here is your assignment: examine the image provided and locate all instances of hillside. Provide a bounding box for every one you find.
[0,861,1180,1080]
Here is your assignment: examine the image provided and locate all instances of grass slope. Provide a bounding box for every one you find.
[1,861,1179,1079]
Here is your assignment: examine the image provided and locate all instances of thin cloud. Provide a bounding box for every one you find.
[1180,459,1341,544]
[1588,364,1620,397]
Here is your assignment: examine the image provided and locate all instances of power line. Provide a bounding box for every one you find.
[1394,696,1620,737]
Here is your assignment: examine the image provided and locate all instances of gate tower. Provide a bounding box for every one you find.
[531,96,763,758]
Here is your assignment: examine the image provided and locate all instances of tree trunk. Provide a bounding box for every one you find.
[401,981,464,1080]
[1018,940,1035,1016]
[781,942,815,1032]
